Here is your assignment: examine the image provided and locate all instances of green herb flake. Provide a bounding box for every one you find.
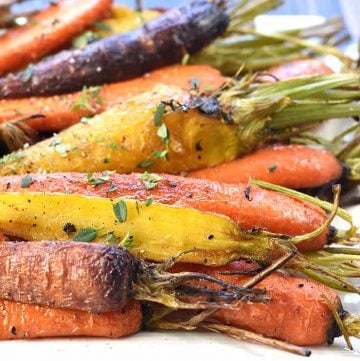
[139,172,162,190]
[71,86,102,112]
[72,30,100,49]
[268,164,278,173]
[87,171,112,186]
[157,123,169,143]
[101,230,118,245]
[20,175,32,188]
[103,157,110,164]
[137,159,155,168]
[153,103,165,126]
[113,200,127,222]
[92,21,112,32]
[145,197,153,207]
[21,64,34,82]
[109,141,119,150]
[107,182,118,193]
[119,231,133,248]
[152,149,168,161]
[73,227,98,242]
[181,53,190,65]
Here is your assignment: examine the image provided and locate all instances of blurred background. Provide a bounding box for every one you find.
[7,0,360,39]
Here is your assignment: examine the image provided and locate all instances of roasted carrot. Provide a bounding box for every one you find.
[189,145,344,190]
[0,300,141,340]
[0,0,112,75]
[261,58,333,82]
[0,172,330,251]
[0,241,264,312]
[0,65,225,132]
[0,0,228,97]
[171,262,344,346]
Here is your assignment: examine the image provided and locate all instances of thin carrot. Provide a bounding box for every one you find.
[189,144,344,190]
[261,58,333,82]
[0,172,330,251]
[0,0,112,76]
[0,299,141,339]
[171,262,342,346]
[0,65,225,132]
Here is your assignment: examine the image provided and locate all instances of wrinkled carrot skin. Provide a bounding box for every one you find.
[189,145,343,189]
[0,65,225,132]
[0,0,112,75]
[0,173,329,251]
[172,262,341,346]
[0,300,141,339]
[262,59,333,82]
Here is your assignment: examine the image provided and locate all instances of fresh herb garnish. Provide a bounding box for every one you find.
[152,149,168,161]
[107,182,118,193]
[92,21,112,32]
[268,164,278,173]
[87,171,112,186]
[21,64,34,82]
[140,172,162,189]
[113,200,127,222]
[137,159,155,168]
[157,123,169,144]
[153,103,165,126]
[119,231,133,248]
[20,175,32,188]
[72,30,101,49]
[145,197,153,207]
[73,227,98,242]
[71,86,102,112]
[101,230,118,244]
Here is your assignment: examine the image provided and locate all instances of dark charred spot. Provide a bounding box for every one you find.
[327,305,348,344]
[10,326,16,336]
[244,186,252,201]
[167,181,177,188]
[208,234,214,240]
[297,283,304,288]
[195,141,203,151]
[6,182,11,189]
[63,223,77,235]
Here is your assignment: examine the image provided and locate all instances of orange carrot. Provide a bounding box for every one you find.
[0,65,225,132]
[0,0,112,75]
[0,172,330,251]
[0,299,141,339]
[172,262,342,346]
[261,58,333,82]
[189,144,344,189]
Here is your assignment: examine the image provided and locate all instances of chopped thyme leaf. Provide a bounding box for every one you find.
[152,149,168,161]
[71,86,102,112]
[145,197,153,207]
[140,172,162,189]
[101,230,118,244]
[119,231,133,248]
[107,182,118,193]
[20,175,32,188]
[92,21,112,32]
[153,103,165,126]
[113,200,127,222]
[157,123,169,143]
[268,164,278,173]
[87,171,112,186]
[21,64,34,82]
[72,30,101,49]
[103,157,110,164]
[73,227,98,242]
[109,141,118,150]
[137,159,155,168]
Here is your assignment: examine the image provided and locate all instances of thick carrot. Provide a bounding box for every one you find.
[172,262,342,346]
[0,173,330,251]
[0,65,225,132]
[189,144,344,189]
[0,0,112,76]
[261,58,333,82]
[0,300,141,340]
